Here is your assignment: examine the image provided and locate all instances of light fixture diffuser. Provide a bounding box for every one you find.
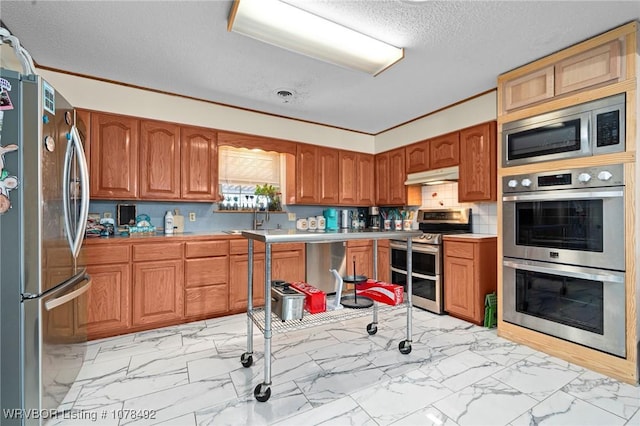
[228,0,404,76]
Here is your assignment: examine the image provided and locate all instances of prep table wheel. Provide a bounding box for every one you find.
[366,323,378,335]
[240,352,253,368]
[398,340,412,354]
[254,383,271,402]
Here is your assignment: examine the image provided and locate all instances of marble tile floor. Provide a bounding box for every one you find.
[49,308,639,426]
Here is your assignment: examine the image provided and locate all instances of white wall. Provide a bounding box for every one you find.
[36,69,376,153]
[35,68,496,155]
[374,91,497,152]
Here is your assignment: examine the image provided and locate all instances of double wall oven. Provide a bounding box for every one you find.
[391,208,471,314]
[502,164,626,357]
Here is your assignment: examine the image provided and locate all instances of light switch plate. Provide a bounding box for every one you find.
[288,212,296,221]
[189,212,196,222]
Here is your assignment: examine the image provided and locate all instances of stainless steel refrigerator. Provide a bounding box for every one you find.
[0,69,90,425]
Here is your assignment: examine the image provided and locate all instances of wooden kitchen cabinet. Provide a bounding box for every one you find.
[180,126,218,201]
[405,140,430,174]
[501,39,622,112]
[90,112,139,199]
[443,237,496,325]
[375,151,390,205]
[295,144,339,205]
[376,148,420,206]
[229,252,266,311]
[81,244,132,339]
[339,151,375,206]
[377,240,390,283]
[459,121,497,202]
[503,66,555,111]
[429,132,459,169]
[271,243,306,282]
[346,240,374,280]
[76,109,91,175]
[555,40,621,96]
[140,120,181,199]
[132,243,184,327]
[184,240,229,318]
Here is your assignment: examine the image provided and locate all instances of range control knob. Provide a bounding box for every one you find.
[521,178,532,187]
[597,171,613,181]
[507,179,518,188]
[577,172,592,183]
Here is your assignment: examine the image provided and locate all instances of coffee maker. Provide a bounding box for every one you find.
[368,206,380,230]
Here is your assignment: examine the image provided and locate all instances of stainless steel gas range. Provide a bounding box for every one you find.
[390,208,472,313]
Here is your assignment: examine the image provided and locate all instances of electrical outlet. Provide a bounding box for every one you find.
[287,212,296,221]
[189,212,196,222]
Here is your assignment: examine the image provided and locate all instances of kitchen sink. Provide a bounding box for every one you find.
[222,229,245,235]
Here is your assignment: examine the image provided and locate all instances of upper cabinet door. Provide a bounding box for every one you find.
[318,147,340,205]
[180,126,218,201]
[90,112,139,199]
[405,140,430,174]
[459,122,496,202]
[388,148,406,205]
[296,144,319,204]
[430,132,460,169]
[375,152,390,205]
[356,153,375,206]
[339,150,357,205]
[140,120,181,200]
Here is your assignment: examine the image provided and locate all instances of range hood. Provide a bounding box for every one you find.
[404,166,459,185]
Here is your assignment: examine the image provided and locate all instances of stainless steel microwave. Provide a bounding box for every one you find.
[502,94,625,167]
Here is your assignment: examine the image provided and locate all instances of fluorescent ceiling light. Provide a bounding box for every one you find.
[228,0,404,76]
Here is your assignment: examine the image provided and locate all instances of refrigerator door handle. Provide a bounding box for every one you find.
[44,275,92,311]
[62,134,74,254]
[22,267,90,302]
[70,125,90,259]
[63,126,90,258]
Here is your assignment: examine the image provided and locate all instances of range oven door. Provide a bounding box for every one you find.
[502,186,624,271]
[390,241,443,314]
[503,258,625,357]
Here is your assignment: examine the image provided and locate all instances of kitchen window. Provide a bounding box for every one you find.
[218,146,285,210]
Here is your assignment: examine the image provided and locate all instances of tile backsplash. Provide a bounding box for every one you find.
[421,182,497,234]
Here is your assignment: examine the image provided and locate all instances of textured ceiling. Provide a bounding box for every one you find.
[1,1,639,134]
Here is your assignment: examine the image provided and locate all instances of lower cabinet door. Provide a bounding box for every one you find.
[81,263,131,338]
[185,285,228,317]
[229,253,266,311]
[132,260,183,326]
[444,257,475,320]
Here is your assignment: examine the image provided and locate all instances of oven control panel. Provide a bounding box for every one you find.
[503,164,624,193]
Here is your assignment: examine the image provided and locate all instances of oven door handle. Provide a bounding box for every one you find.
[390,242,440,255]
[503,189,623,202]
[503,259,624,283]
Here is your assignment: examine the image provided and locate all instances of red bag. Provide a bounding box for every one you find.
[355,279,404,306]
[290,282,326,314]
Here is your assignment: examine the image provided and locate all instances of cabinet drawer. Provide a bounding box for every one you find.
[85,244,131,265]
[185,257,229,288]
[185,285,228,317]
[444,241,474,259]
[273,243,305,252]
[346,240,371,248]
[229,239,266,255]
[185,240,229,258]
[132,242,183,262]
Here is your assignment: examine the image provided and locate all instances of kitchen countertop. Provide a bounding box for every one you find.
[241,228,422,243]
[83,231,243,244]
[442,233,497,241]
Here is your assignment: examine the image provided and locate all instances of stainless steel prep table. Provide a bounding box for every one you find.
[240,228,423,402]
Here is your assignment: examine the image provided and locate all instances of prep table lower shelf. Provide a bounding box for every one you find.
[248,301,407,334]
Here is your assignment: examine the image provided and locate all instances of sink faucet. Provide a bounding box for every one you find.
[253,205,269,230]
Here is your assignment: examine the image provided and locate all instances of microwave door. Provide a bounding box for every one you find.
[503,111,590,167]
